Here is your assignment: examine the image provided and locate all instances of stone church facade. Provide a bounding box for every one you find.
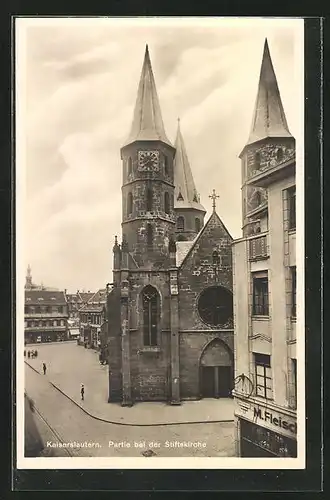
[106,45,234,405]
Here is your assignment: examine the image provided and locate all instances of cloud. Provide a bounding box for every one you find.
[19,19,303,291]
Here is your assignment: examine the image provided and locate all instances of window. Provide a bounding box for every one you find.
[46,306,51,313]
[24,321,27,328]
[254,353,273,399]
[142,285,159,346]
[24,306,29,314]
[54,320,57,326]
[288,187,296,230]
[127,157,132,176]
[35,306,41,314]
[164,156,169,176]
[292,358,297,409]
[212,250,220,266]
[291,267,296,317]
[177,216,184,231]
[58,306,63,314]
[146,188,153,211]
[198,286,233,326]
[164,192,170,214]
[147,224,153,246]
[255,151,261,167]
[195,218,201,232]
[255,190,261,206]
[177,191,184,201]
[277,148,283,161]
[127,192,133,216]
[252,273,269,316]
[221,254,231,267]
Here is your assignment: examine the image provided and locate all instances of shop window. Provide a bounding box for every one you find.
[195,218,201,232]
[127,192,133,216]
[288,187,296,230]
[177,216,184,231]
[146,188,153,211]
[142,285,159,346]
[254,353,273,399]
[252,272,269,316]
[291,267,296,317]
[164,192,170,214]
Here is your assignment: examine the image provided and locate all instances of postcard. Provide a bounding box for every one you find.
[15,16,305,470]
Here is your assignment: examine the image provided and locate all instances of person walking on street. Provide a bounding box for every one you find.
[80,384,85,401]
[42,363,46,375]
[27,350,30,359]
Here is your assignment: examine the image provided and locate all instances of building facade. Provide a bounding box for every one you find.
[79,289,107,349]
[232,40,297,457]
[106,46,234,405]
[24,289,69,343]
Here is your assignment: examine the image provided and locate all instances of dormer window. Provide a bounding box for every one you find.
[177,191,184,201]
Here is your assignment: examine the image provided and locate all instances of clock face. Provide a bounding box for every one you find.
[138,150,160,171]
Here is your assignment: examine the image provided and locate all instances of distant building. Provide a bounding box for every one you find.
[232,40,297,457]
[79,289,107,349]
[24,289,69,343]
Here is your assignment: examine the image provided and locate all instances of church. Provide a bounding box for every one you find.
[106,45,234,405]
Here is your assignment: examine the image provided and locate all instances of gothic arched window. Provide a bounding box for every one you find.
[147,224,153,246]
[127,157,133,176]
[195,217,201,232]
[277,148,283,161]
[177,216,185,231]
[164,192,170,214]
[198,286,233,326]
[142,285,159,346]
[146,188,153,211]
[127,192,133,216]
[212,250,220,266]
[164,156,169,176]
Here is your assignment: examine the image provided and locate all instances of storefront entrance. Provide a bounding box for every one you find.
[199,339,233,399]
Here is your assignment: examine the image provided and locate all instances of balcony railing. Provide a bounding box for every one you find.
[248,234,268,261]
[24,312,69,318]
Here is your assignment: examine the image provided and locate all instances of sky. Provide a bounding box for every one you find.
[16,17,303,293]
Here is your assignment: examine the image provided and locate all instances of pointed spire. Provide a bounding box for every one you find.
[174,119,206,212]
[246,39,292,146]
[123,45,172,148]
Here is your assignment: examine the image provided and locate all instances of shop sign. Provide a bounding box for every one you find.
[237,402,297,437]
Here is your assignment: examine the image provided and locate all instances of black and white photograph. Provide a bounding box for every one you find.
[16,16,304,469]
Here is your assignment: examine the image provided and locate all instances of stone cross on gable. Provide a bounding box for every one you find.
[209,189,220,211]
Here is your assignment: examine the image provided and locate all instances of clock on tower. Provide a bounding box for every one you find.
[138,150,160,171]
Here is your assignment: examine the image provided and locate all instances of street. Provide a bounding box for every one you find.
[24,343,236,457]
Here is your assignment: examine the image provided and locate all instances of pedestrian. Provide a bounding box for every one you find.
[35,350,38,358]
[27,350,30,359]
[24,350,26,357]
[42,363,46,375]
[80,384,85,401]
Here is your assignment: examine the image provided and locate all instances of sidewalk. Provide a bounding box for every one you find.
[25,343,235,426]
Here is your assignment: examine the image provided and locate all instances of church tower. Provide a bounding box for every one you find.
[174,119,206,241]
[25,265,33,290]
[239,39,295,236]
[120,45,176,268]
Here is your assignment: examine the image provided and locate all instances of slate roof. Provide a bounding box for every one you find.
[122,45,173,148]
[79,289,107,313]
[78,292,94,304]
[174,120,206,213]
[25,290,67,306]
[245,39,292,148]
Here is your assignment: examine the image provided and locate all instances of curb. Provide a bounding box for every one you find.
[25,361,234,427]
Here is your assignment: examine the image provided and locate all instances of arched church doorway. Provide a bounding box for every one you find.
[199,339,233,398]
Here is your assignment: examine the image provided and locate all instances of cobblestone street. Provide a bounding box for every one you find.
[24,343,236,457]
